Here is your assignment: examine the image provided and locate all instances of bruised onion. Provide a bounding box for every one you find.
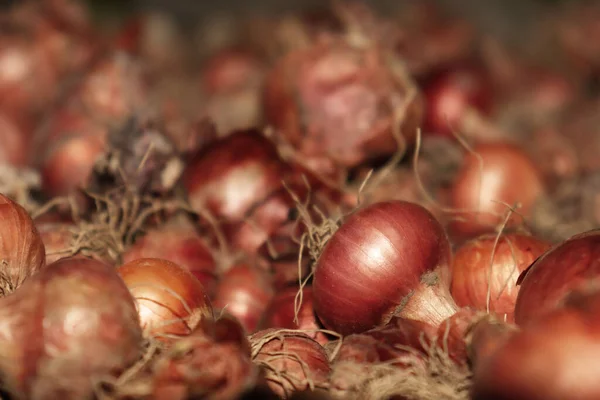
[0,194,45,293]
[264,37,423,168]
[251,328,331,398]
[472,286,600,400]
[515,229,600,325]
[122,223,217,296]
[118,258,214,340]
[313,200,456,335]
[451,233,550,322]
[261,286,328,345]
[0,256,142,399]
[449,143,545,239]
[212,263,274,333]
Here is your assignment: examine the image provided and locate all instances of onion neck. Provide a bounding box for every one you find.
[396,278,458,326]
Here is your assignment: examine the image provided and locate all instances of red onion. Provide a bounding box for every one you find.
[257,236,311,291]
[250,328,331,398]
[0,110,31,167]
[0,256,142,399]
[183,129,290,221]
[212,263,274,333]
[152,314,257,400]
[313,200,456,335]
[422,64,492,138]
[515,229,600,325]
[122,222,218,296]
[264,36,423,168]
[0,194,45,294]
[449,143,546,239]
[451,233,551,322]
[261,286,328,345]
[118,258,214,340]
[472,286,600,400]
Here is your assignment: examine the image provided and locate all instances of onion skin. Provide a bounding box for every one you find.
[449,143,545,239]
[472,287,600,400]
[122,224,217,296]
[451,233,551,322]
[182,129,290,221]
[251,328,331,398]
[212,263,274,334]
[313,200,456,335]
[0,257,142,400]
[264,37,423,168]
[260,286,328,345]
[118,258,214,340]
[515,230,600,325]
[0,194,46,292]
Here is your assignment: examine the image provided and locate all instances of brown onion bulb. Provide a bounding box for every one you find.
[251,328,331,398]
[0,194,45,293]
[264,37,423,168]
[0,256,142,399]
[451,233,551,322]
[118,258,214,340]
[313,200,456,335]
[449,143,545,239]
[515,230,600,325]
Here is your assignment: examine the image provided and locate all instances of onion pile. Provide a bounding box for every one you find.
[2,0,600,398]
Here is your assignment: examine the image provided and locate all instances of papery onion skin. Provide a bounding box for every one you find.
[472,287,600,400]
[264,38,423,168]
[122,224,217,296]
[0,194,46,291]
[250,328,331,398]
[313,200,456,335]
[212,263,274,334]
[514,230,600,325]
[118,258,214,340]
[449,143,545,239]
[451,233,551,322]
[0,256,142,400]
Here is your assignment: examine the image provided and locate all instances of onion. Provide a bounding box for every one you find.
[212,263,274,333]
[122,223,218,296]
[421,64,492,138]
[36,222,75,264]
[449,142,546,239]
[0,110,31,167]
[313,200,456,335]
[250,328,331,398]
[472,286,600,400]
[451,233,551,322]
[0,194,45,294]
[264,36,423,168]
[0,256,142,399]
[118,258,214,340]
[152,314,257,400]
[260,286,328,345]
[515,229,600,325]
[183,129,289,221]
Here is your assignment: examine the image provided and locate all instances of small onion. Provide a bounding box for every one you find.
[449,143,545,239]
[212,263,274,333]
[515,229,600,325]
[0,194,45,293]
[260,286,328,345]
[122,222,217,296]
[0,256,142,399]
[313,200,456,335]
[250,328,331,398]
[118,258,214,340]
[451,233,550,322]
